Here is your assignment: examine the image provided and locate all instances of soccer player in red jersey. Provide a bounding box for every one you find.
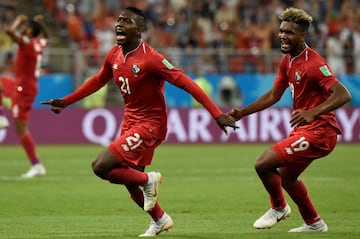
[0,53,16,129]
[41,7,237,237]
[5,14,49,178]
[0,76,14,128]
[229,8,351,232]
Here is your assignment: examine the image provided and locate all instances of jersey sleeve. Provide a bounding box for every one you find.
[273,56,289,89]
[313,62,339,91]
[150,52,223,118]
[64,48,115,105]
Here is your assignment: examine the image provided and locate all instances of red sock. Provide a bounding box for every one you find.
[20,133,39,165]
[149,203,165,221]
[126,185,164,221]
[286,180,320,224]
[261,174,287,210]
[107,167,148,185]
[127,185,144,207]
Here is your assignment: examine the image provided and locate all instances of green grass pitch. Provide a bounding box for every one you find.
[0,144,359,239]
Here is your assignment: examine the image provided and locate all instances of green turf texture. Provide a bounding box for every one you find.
[0,144,359,239]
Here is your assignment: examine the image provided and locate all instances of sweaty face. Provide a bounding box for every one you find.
[278,21,306,56]
[114,10,140,46]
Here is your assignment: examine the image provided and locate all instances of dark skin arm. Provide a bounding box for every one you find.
[229,82,352,128]
[33,14,49,39]
[41,99,67,114]
[5,14,28,43]
[229,85,286,121]
[41,99,239,135]
[290,81,351,127]
[215,114,238,135]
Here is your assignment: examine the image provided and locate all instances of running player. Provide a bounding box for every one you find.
[229,7,351,232]
[41,7,237,237]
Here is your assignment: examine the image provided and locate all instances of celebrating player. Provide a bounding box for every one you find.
[41,7,237,237]
[4,14,49,178]
[229,7,351,232]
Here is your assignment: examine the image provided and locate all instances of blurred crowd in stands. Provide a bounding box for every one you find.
[1,0,360,75]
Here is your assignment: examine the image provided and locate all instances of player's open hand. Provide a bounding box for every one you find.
[40,98,67,114]
[215,114,239,135]
[290,109,315,127]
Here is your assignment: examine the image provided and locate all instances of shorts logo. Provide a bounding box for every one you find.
[285,147,293,154]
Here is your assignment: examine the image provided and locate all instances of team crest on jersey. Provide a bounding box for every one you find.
[132,64,141,74]
[294,70,301,84]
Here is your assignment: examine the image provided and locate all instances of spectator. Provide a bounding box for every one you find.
[217,75,243,108]
[192,68,213,108]
[326,24,347,75]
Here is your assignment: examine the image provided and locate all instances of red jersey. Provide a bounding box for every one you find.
[15,36,48,96]
[274,46,342,134]
[65,41,222,140]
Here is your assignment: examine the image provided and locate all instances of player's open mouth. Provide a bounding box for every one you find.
[280,40,290,49]
[116,30,126,41]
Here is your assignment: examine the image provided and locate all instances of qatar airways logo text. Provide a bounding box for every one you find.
[80,108,360,145]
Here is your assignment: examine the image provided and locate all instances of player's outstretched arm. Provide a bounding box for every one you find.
[40,99,67,114]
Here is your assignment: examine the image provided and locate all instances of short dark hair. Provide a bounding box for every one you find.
[126,6,145,20]
[126,6,146,31]
[28,20,43,37]
[279,7,313,32]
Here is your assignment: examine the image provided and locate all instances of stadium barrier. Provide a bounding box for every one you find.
[33,73,360,108]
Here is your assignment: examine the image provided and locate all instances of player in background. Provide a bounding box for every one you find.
[4,14,49,178]
[229,8,351,232]
[0,53,16,128]
[41,7,237,237]
[0,77,14,128]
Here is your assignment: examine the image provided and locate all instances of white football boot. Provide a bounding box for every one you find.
[143,172,162,212]
[253,204,291,229]
[289,219,328,232]
[139,213,173,237]
[21,164,46,178]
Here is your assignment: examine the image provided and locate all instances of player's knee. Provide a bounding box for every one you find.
[254,159,265,175]
[282,179,299,190]
[92,157,107,179]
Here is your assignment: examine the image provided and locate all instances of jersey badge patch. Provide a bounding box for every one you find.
[162,59,174,70]
[319,65,332,76]
[132,64,141,74]
[23,36,30,44]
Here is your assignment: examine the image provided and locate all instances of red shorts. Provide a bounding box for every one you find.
[11,91,36,120]
[273,125,338,171]
[109,124,163,167]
